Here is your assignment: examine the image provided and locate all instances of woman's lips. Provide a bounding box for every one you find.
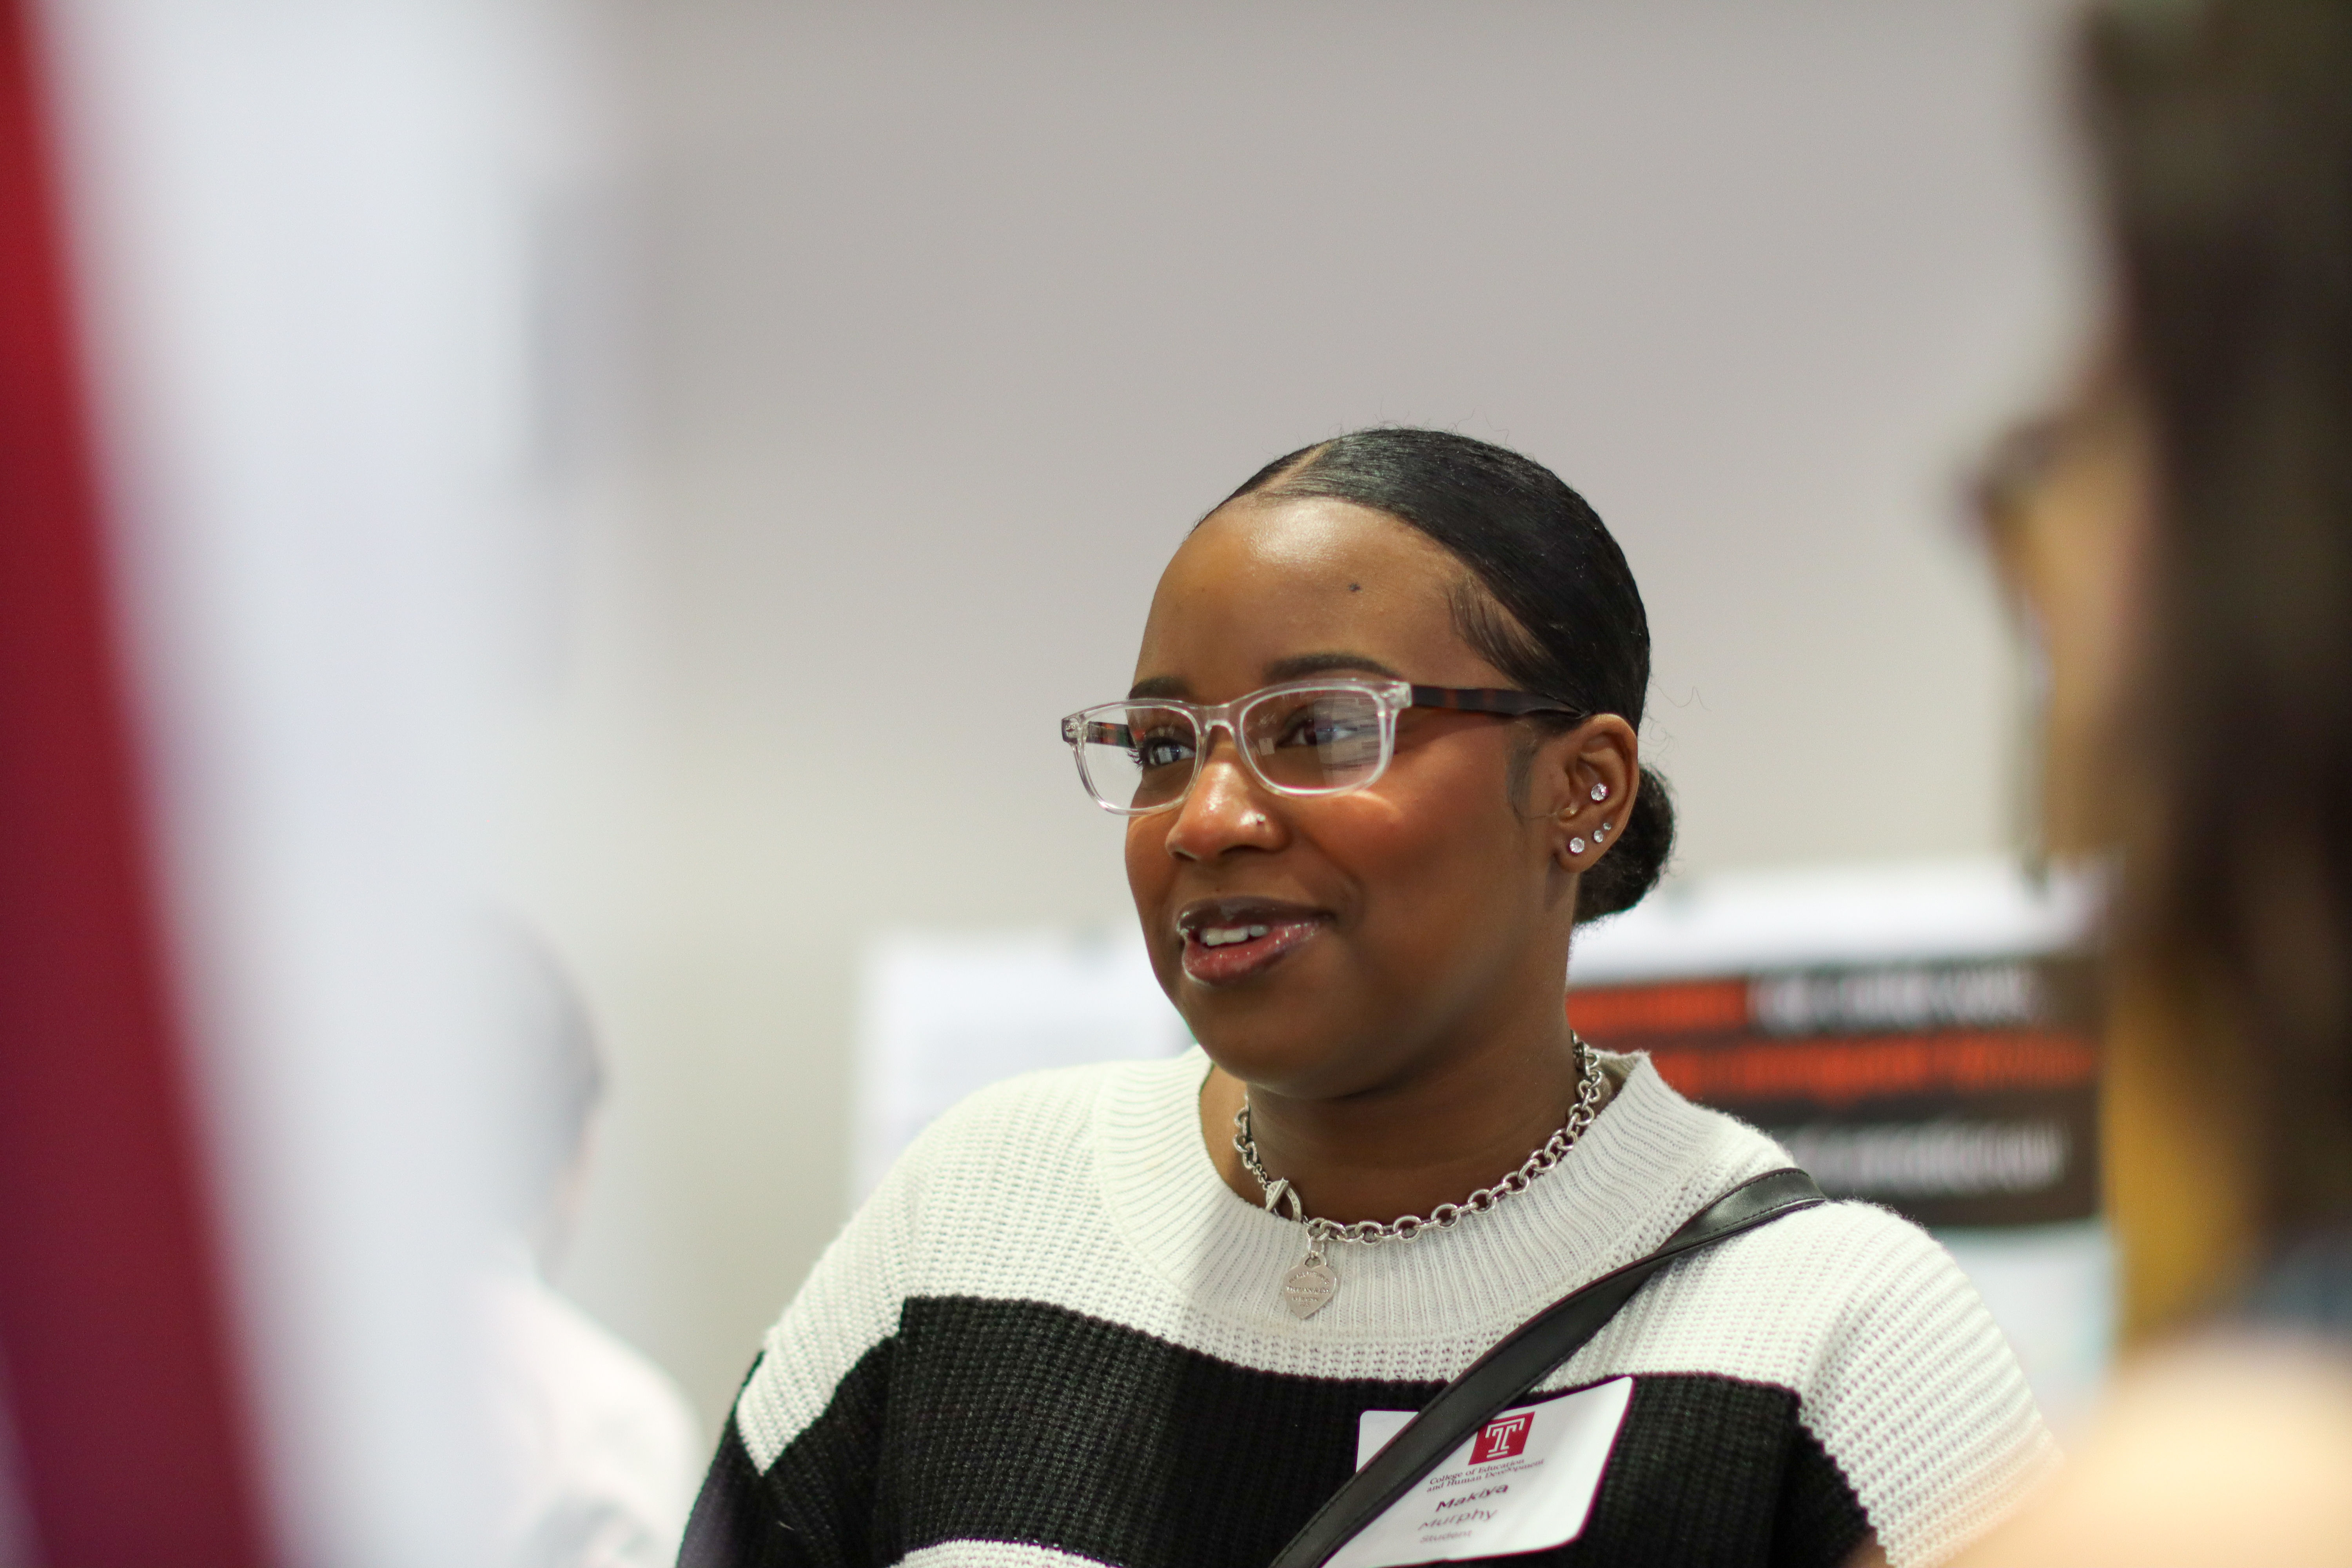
[1176,902,1328,986]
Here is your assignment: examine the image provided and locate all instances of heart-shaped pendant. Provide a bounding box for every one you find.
[1282,1259,1338,1319]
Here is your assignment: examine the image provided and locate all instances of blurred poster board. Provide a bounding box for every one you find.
[853,930,1191,1201]
[854,859,2112,1425]
[1570,858,2112,1425]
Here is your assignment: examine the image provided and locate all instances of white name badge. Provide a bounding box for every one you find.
[1328,1377,1635,1568]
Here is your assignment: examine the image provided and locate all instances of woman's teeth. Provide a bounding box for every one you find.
[1199,925,1271,947]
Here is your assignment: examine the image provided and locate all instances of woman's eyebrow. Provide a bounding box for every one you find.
[1264,652,1405,682]
[1126,653,1402,700]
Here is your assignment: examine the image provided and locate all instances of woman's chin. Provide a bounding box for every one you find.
[1183,1005,1390,1100]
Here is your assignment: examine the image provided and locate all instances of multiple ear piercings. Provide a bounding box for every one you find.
[1566,783,1615,859]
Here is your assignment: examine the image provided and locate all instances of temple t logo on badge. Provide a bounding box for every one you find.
[1334,1378,1635,1568]
[1470,1413,1531,1464]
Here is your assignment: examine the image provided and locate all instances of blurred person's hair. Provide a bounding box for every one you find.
[492,921,606,1251]
[2085,0,2352,1241]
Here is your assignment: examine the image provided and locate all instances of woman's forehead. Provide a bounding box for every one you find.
[1132,495,1496,692]
[1188,492,1440,569]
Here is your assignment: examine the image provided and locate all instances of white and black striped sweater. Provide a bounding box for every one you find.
[685,1051,2057,1568]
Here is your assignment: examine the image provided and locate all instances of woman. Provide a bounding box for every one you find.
[684,430,2053,1568]
[1957,1,2352,1562]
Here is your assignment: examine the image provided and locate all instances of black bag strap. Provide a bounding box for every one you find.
[1268,1167,1826,1568]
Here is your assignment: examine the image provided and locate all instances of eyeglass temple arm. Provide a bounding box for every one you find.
[1408,686,1587,720]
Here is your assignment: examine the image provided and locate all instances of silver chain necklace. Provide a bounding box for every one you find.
[1233,1037,1606,1320]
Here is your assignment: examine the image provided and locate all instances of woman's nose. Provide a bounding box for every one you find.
[1164,731,1282,859]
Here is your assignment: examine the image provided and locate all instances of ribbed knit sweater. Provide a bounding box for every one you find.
[684,1050,2057,1568]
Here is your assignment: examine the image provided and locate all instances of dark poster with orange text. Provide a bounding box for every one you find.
[1572,959,2096,1228]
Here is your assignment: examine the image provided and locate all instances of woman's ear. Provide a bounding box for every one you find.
[1540,715,1640,873]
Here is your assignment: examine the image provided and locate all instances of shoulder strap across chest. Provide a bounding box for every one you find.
[1268,1166,1827,1568]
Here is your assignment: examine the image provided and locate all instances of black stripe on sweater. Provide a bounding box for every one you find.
[683,1296,1869,1568]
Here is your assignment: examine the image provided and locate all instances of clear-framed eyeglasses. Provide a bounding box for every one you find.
[1058,677,1587,817]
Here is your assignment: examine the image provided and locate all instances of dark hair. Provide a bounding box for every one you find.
[1217,427,1673,922]
[2085,0,2352,1238]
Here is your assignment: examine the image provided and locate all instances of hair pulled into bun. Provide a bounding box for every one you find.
[1221,427,1675,922]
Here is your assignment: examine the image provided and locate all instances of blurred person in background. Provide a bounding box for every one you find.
[687,429,2053,1567]
[483,929,704,1568]
[1961,0,2352,1561]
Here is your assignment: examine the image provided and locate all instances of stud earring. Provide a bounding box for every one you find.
[1568,836,1586,855]
[1594,820,1611,843]
[1590,782,1608,802]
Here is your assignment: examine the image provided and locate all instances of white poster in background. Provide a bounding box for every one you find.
[851,861,2114,1427]
[852,930,1191,1200]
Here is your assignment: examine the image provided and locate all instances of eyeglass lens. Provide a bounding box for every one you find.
[1077,685,1389,812]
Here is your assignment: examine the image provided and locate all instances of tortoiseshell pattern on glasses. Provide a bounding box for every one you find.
[1400,686,1586,719]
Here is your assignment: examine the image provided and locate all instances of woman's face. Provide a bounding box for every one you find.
[1125,494,1626,1100]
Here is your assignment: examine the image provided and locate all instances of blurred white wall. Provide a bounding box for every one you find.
[494,0,2092,1428]
[43,2,595,1559]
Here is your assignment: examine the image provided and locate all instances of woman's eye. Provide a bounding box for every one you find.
[1132,731,1194,770]
[1278,712,1374,749]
